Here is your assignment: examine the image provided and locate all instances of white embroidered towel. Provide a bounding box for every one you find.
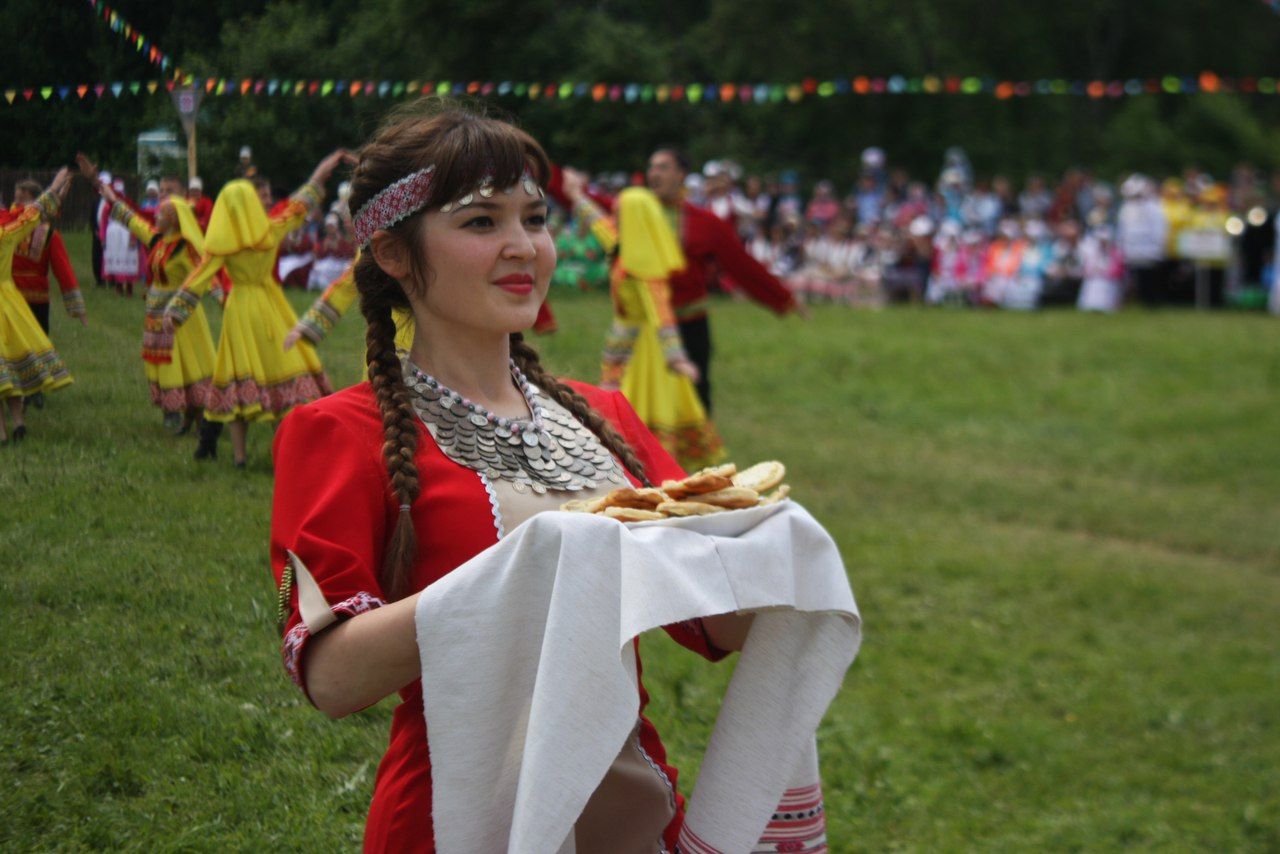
[415,500,861,853]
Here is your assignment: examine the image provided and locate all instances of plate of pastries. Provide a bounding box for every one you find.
[560,461,790,523]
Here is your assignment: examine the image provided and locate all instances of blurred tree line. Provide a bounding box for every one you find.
[3,0,1280,193]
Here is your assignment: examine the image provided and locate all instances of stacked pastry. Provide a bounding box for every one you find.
[561,462,790,522]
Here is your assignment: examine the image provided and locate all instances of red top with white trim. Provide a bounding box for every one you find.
[271,379,723,852]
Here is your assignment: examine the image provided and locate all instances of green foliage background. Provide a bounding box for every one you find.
[4,0,1280,188]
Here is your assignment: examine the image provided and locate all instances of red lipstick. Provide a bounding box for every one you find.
[494,273,535,295]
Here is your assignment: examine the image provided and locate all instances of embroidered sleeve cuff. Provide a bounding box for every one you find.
[34,192,59,221]
[291,182,324,212]
[165,289,199,327]
[110,201,133,225]
[63,289,86,318]
[298,300,340,342]
[658,326,687,363]
[281,591,388,694]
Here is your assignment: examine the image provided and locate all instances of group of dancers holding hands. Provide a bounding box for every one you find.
[0,149,352,461]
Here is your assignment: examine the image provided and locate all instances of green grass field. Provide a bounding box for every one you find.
[3,231,1279,851]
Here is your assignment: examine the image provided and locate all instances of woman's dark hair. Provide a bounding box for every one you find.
[349,99,651,600]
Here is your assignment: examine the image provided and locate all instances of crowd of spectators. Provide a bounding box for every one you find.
[553,147,1280,313]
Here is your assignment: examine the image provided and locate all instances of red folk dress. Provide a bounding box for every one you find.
[271,379,724,852]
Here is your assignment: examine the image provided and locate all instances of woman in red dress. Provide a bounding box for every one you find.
[270,104,749,852]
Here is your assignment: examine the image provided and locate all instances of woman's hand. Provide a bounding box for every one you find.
[75,153,99,182]
[309,149,356,187]
[48,167,73,201]
[669,357,701,383]
[282,325,304,351]
[561,168,589,203]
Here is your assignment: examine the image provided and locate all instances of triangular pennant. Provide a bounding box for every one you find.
[41,87,53,100]
[407,80,419,93]
[111,82,124,97]
[165,80,177,92]
[307,80,320,95]
[267,80,279,95]
[77,85,89,98]
[377,81,390,97]
[23,88,35,101]
[392,82,405,97]
[5,90,15,105]
[58,86,70,100]
[129,81,141,95]
[147,81,158,94]
[94,84,106,98]
[205,78,216,93]
[240,78,253,95]
[349,81,361,96]
[254,79,266,94]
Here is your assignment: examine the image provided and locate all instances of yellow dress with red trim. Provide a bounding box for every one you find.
[112,198,216,412]
[167,180,331,422]
[0,196,73,399]
[582,188,724,470]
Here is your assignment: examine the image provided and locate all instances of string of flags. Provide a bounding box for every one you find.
[59,1,1280,111]
[84,0,184,81]
[8,71,1280,108]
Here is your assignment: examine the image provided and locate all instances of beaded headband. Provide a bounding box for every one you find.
[353,166,545,247]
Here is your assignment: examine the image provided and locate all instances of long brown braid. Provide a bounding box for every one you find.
[349,98,654,598]
[357,252,421,600]
[508,332,652,487]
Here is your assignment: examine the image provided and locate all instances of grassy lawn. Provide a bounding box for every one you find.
[3,231,1278,850]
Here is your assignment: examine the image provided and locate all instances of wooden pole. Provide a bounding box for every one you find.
[187,121,198,184]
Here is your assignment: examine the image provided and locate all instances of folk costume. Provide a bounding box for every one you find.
[0,197,73,399]
[579,188,724,471]
[274,376,740,852]
[101,180,145,296]
[9,207,84,335]
[549,167,800,413]
[166,179,331,422]
[110,197,216,413]
[271,156,849,854]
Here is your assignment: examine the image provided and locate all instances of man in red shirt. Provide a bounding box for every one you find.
[187,177,213,229]
[11,179,87,336]
[551,149,805,412]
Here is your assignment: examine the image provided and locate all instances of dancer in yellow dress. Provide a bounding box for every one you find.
[0,168,73,443]
[564,179,724,470]
[166,151,351,465]
[89,171,216,434]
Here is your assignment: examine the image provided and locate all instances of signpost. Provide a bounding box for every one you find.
[169,86,202,183]
[1177,228,1230,310]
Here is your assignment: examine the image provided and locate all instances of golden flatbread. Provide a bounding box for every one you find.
[603,506,666,522]
[759,484,791,505]
[655,500,725,517]
[691,486,761,509]
[601,487,667,510]
[732,461,786,493]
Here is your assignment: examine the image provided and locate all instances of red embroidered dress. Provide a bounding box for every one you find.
[272,379,726,852]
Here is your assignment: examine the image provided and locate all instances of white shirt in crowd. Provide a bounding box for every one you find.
[1117,198,1168,266]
